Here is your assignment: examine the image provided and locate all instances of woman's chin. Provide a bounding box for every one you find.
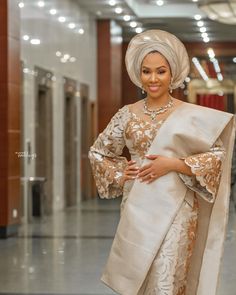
[146,91,165,99]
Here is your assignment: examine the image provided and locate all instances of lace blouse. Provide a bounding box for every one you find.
[89,105,225,204]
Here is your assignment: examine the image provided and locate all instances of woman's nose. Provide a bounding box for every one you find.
[150,72,158,82]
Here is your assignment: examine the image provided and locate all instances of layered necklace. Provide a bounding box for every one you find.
[143,97,174,122]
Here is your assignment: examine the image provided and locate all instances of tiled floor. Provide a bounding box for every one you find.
[0,197,235,295]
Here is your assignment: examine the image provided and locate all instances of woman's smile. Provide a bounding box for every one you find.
[141,52,172,100]
[148,85,160,92]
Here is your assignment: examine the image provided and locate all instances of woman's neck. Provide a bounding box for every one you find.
[145,94,171,109]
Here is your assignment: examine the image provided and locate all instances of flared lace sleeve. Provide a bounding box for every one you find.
[179,138,225,203]
[88,106,130,198]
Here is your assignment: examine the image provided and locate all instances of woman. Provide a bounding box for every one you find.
[89,30,235,295]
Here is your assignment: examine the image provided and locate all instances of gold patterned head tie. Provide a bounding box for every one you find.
[125,29,190,89]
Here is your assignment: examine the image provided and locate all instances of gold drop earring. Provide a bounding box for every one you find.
[169,78,173,94]
[142,86,145,94]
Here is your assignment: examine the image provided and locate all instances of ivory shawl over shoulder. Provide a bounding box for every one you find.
[101,103,235,295]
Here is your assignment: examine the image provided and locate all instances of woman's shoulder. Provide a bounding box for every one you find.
[125,100,143,113]
[112,104,132,121]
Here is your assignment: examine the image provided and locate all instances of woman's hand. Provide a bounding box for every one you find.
[137,154,194,184]
[137,154,174,184]
[120,160,140,186]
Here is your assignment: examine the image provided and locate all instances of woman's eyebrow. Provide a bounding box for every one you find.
[142,65,167,69]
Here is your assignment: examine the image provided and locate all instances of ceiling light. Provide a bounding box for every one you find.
[192,0,198,2]
[22,35,29,41]
[194,14,202,20]
[207,48,215,59]
[212,58,221,73]
[233,57,236,63]
[69,57,76,62]
[68,23,76,29]
[63,54,70,60]
[185,77,191,83]
[197,21,204,27]
[56,51,62,57]
[201,32,208,38]
[199,1,236,25]
[192,57,209,81]
[37,1,45,7]
[203,37,210,43]
[109,0,116,6]
[60,58,67,63]
[210,57,217,63]
[217,73,223,81]
[58,16,66,23]
[130,21,137,28]
[49,9,57,15]
[156,0,164,6]
[23,68,29,74]
[30,39,41,45]
[96,11,102,16]
[18,2,24,8]
[78,28,84,34]
[123,15,131,21]
[115,7,123,14]
[200,27,206,33]
[135,27,143,34]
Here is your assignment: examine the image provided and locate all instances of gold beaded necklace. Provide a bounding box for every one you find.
[143,97,174,121]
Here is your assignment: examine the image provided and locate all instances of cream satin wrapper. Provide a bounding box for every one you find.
[101,103,235,295]
[125,30,190,89]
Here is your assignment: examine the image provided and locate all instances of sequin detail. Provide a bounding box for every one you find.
[89,105,225,294]
[138,198,199,295]
[179,139,225,203]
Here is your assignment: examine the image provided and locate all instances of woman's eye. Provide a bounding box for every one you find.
[142,70,149,74]
[158,70,166,74]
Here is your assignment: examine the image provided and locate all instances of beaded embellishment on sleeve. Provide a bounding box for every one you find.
[179,138,225,203]
[88,106,130,198]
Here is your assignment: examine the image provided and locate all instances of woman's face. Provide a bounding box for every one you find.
[140,52,172,99]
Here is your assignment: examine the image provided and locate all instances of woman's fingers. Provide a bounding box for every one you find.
[145,154,158,160]
[126,170,139,176]
[128,164,139,170]
[125,175,137,181]
[124,161,139,180]
[140,172,157,183]
[126,161,139,171]
[138,168,152,179]
[127,160,136,166]
[138,163,151,173]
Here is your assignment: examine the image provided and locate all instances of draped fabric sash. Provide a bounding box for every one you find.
[101,103,235,295]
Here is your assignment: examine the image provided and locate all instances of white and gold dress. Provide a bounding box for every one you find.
[89,105,226,295]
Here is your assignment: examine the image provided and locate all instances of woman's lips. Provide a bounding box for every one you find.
[148,85,160,92]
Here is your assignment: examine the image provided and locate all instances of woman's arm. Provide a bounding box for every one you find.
[88,106,129,198]
[167,157,194,176]
[138,138,225,203]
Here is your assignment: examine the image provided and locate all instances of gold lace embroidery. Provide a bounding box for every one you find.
[182,138,225,203]
[125,112,163,159]
[89,105,225,204]
[89,105,225,294]
[138,197,199,295]
[88,106,129,198]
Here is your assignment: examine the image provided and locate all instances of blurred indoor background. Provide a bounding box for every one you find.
[0,0,236,294]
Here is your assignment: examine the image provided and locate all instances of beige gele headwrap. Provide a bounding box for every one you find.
[125,29,190,89]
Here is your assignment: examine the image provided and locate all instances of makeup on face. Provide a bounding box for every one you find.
[141,52,172,98]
